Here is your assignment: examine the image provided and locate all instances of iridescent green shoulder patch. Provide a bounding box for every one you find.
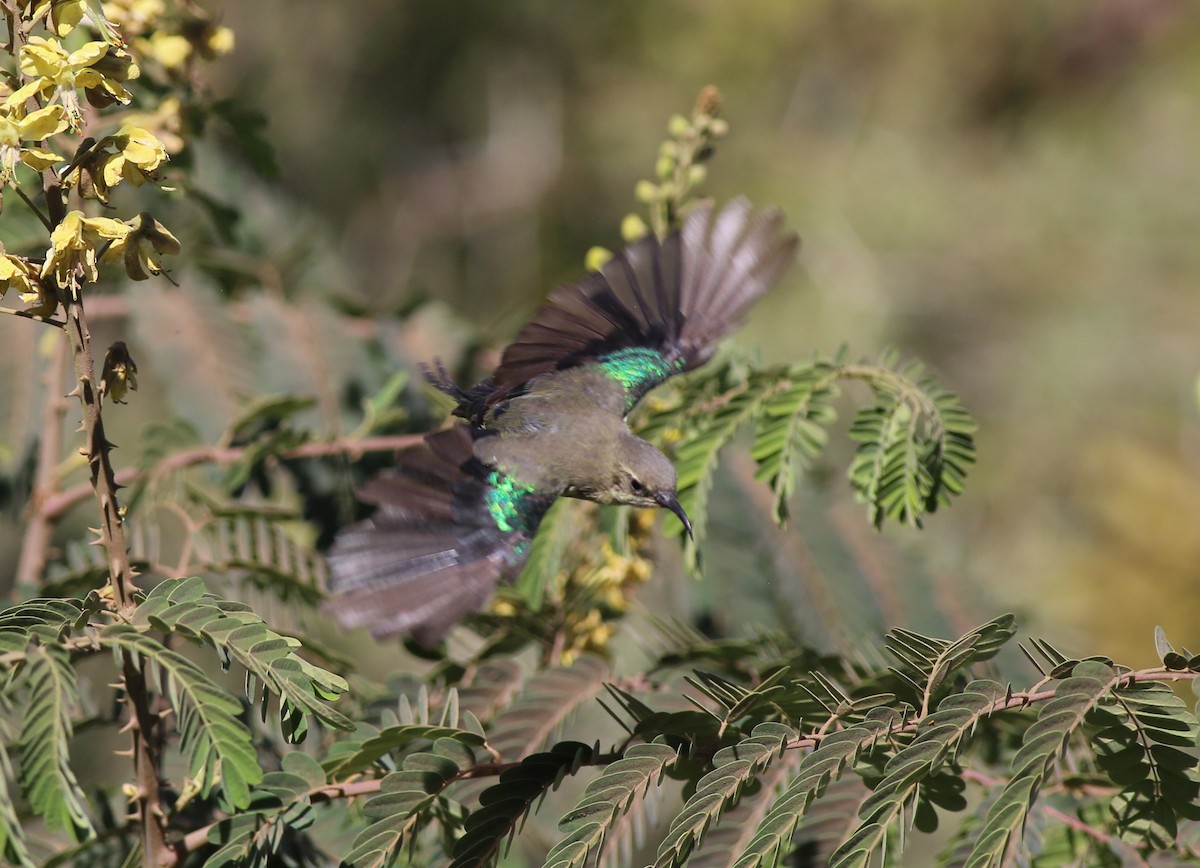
[598,348,683,409]
[485,470,541,536]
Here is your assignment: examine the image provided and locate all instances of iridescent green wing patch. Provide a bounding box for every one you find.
[597,348,684,411]
[484,470,547,559]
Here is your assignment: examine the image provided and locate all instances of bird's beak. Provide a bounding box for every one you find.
[658,493,693,540]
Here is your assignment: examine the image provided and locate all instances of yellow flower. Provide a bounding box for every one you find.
[136,15,234,70]
[64,125,169,202]
[100,211,180,280]
[85,46,141,109]
[48,0,122,42]
[0,253,41,301]
[0,103,67,184]
[120,96,185,154]
[8,37,140,129]
[101,0,167,36]
[49,0,85,35]
[42,210,132,286]
[141,33,191,69]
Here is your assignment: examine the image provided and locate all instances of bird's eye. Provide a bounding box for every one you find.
[630,476,645,493]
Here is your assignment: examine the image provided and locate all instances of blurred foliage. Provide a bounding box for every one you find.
[2,0,1200,865]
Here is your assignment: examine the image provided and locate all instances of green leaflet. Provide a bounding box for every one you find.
[16,645,92,842]
[133,576,351,741]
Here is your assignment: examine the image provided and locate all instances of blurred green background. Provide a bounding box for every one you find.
[208,0,1200,662]
[7,0,1200,666]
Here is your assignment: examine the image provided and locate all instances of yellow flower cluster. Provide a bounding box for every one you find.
[0,252,42,304]
[0,103,67,183]
[42,210,179,287]
[0,0,232,304]
[558,513,657,661]
[7,37,140,129]
[65,124,170,202]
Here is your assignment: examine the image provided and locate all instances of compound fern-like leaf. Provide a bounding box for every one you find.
[829,680,1008,867]
[1092,678,1200,849]
[883,615,1016,708]
[671,375,774,557]
[845,362,975,529]
[16,644,92,841]
[133,576,350,741]
[0,598,85,655]
[654,722,797,867]
[204,752,325,868]
[731,707,903,868]
[479,654,610,763]
[0,728,33,867]
[326,724,485,778]
[101,624,263,810]
[545,741,679,867]
[341,736,477,867]
[964,660,1121,867]
[689,743,804,868]
[751,362,838,522]
[450,741,593,868]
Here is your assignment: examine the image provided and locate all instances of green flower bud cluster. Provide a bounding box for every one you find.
[626,86,730,240]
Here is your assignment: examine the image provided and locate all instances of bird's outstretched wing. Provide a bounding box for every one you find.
[323,425,553,646]
[485,197,799,412]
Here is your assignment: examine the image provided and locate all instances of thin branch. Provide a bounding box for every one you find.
[41,433,425,520]
[60,278,171,864]
[12,180,55,231]
[0,305,66,327]
[14,330,69,587]
[783,668,1200,754]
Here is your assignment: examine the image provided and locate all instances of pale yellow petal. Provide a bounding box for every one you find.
[16,104,68,140]
[85,216,131,241]
[68,42,110,68]
[51,1,86,36]
[20,146,62,170]
[101,153,126,187]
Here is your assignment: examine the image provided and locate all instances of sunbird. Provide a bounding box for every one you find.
[325,198,798,645]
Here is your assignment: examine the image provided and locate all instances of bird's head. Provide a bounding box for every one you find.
[603,436,692,539]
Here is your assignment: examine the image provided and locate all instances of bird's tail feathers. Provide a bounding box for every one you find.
[323,425,540,646]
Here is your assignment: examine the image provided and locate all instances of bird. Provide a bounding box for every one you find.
[324,197,799,646]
